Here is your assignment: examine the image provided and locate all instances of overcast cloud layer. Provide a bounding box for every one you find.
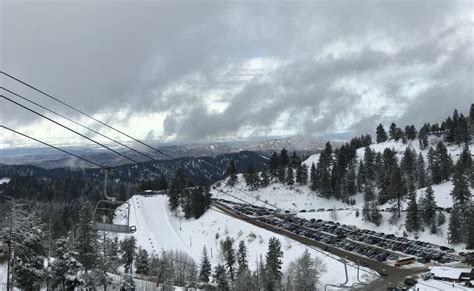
[0,0,472,147]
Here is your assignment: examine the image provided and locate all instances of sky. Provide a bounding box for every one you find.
[0,0,473,149]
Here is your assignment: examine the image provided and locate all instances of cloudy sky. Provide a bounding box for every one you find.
[0,0,472,148]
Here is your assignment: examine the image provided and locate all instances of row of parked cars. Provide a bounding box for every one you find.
[217,199,459,265]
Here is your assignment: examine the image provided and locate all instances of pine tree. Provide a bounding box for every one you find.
[280,148,290,168]
[387,167,407,218]
[260,171,270,187]
[310,163,317,191]
[226,160,238,186]
[236,240,248,275]
[288,249,325,290]
[199,247,211,283]
[300,164,308,185]
[2,203,46,290]
[451,166,471,210]
[287,166,295,186]
[315,142,333,198]
[464,207,474,249]
[376,123,388,143]
[245,164,260,190]
[363,183,375,202]
[416,153,427,188]
[51,238,84,290]
[433,141,453,182]
[449,205,463,244]
[222,236,236,281]
[389,123,397,140]
[456,113,471,145]
[405,191,420,233]
[370,201,382,226]
[120,236,137,273]
[214,264,229,291]
[437,211,446,226]
[265,237,283,291]
[421,184,437,226]
[135,247,150,275]
[75,202,98,271]
[269,152,280,181]
[401,147,417,190]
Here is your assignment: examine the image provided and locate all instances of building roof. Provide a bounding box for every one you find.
[430,266,473,280]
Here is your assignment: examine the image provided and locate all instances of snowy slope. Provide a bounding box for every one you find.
[0,177,10,184]
[115,195,377,286]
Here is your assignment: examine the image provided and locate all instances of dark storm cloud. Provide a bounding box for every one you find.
[0,0,472,142]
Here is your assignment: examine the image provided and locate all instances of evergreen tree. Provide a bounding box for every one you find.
[437,141,453,182]
[456,113,471,145]
[265,237,283,291]
[222,236,236,281]
[437,211,446,226]
[287,249,325,291]
[387,167,407,218]
[451,166,471,210]
[364,183,375,202]
[2,203,46,290]
[405,191,420,233]
[464,207,474,249]
[214,264,229,291]
[199,247,211,283]
[245,164,260,190]
[236,240,248,275]
[226,160,238,186]
[51,238,84,290]
[421,184,437,226]
[269,152,280,181]
[287,166,295,186]
[389,123,397,140]
[309,163,317,191]
[401,147,417,190]
[279,148,290,168]
[369,201,382,226]
[416,153,427,188]
[260,171,270,187]
[363,147,376,182]
[376,123,388,143]
[449,205,463,244]
[75,202,98,271]
[357,160,366,192]
[315,142,333,197]
[135,247,150,275]
[120,236,137,273]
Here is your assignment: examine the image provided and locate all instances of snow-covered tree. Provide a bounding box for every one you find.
[286,249,326,291]
[51,238,84,290]
[198,247,211,283]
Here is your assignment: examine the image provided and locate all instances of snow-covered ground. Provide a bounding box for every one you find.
[115,195,378,287]
[0,177,10,184]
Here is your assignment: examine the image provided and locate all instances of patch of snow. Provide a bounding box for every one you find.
[0,177,10,184]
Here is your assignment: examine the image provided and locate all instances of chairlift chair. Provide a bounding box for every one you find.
[93,168,136,234]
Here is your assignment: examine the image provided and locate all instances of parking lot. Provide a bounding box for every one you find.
[215,198,459,265]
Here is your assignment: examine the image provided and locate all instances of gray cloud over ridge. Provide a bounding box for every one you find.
[0,0,472,145]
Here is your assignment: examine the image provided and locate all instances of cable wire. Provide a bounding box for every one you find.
[0,125,110,170]
[0,87,163,163]
[1,71,173,159]
[0,94,139,164]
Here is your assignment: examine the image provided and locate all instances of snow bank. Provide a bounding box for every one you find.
[0,177,10,184]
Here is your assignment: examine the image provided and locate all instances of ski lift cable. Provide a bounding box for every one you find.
[0,125,112,170]
[0,87,164,163]
[0,94,140,164]
[0,71,174,159]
